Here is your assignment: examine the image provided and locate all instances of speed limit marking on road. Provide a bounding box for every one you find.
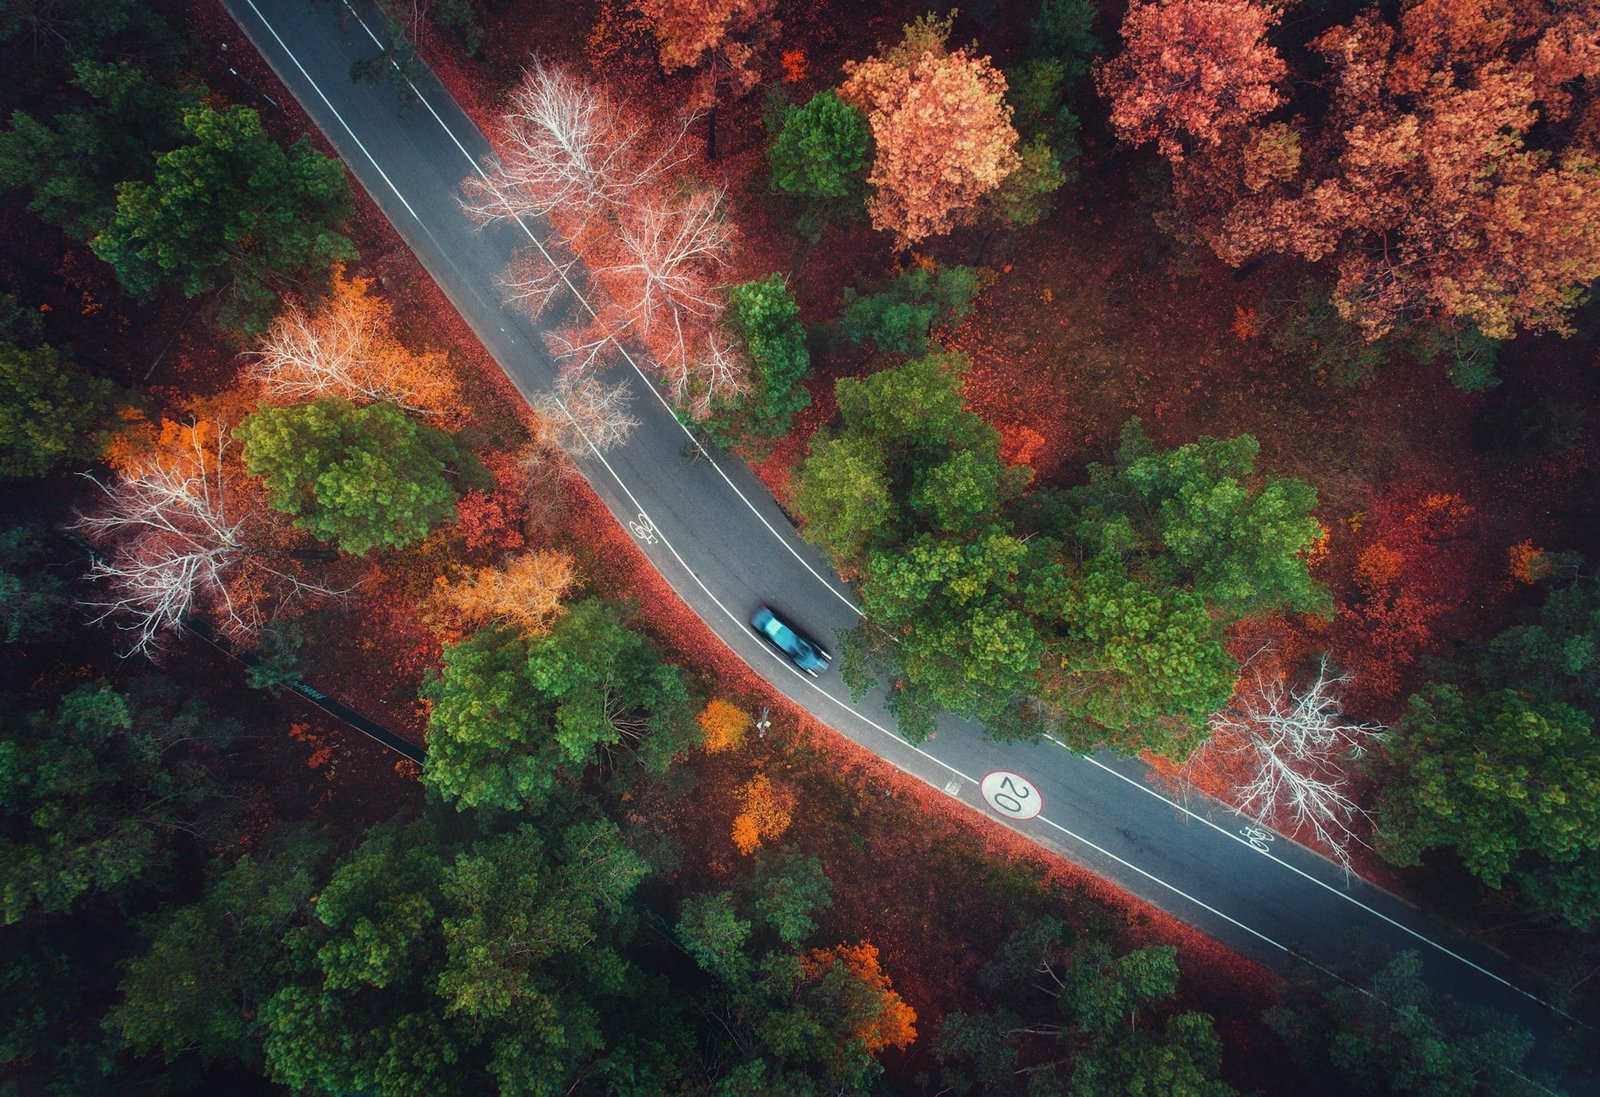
[980,771,1043,820]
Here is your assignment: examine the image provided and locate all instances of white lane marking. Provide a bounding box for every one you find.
[328,0,862,620]
[1060,743,1569,1015]
[236,3,1578,1044]
[241,0,421,224]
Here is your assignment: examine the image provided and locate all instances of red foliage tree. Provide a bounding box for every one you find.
[839,15,1021,244]
[1098,0,1287,161]
[633,0,777,154]
[1119,0,1600,339]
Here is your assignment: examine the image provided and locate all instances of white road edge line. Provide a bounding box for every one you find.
[1056,740,1572,1016]
[331,0,863,620]
[236,0,1579,1050]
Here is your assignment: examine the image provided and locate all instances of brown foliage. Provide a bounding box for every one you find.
[633,0,777,110]
[434,549,579,635]
[839,15,1021,244]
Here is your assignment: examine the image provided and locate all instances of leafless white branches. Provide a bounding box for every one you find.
[460,59,694,231]
[532,374,641,458]
[243,284,456,416]
[74,425,339,656]
[464,57,748,419]
[1204,651,1386,866]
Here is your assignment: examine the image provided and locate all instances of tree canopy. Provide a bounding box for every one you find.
[705,273,813,450]
[1264,941,1556,1096]
[91,102,355,334]
[795,353,1320,753]
[938,917,1235,1096]
[236,397,463,555]
[422,599,697,810]
[0,340,117,480]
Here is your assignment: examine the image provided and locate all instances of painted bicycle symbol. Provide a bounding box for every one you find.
[1239,825,1276,854]
[628,511,658,544]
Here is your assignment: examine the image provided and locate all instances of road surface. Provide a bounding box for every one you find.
[223,0,1586,1085]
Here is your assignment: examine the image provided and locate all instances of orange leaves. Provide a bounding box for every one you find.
[998,423,1046,470]
[731,771,792,854]
[1231,305,1260,340]
[839,14,1021,244]
[1355,543,1405,591]
[800,941,918,1053]
[433,550,579,636]
[633,0,776,106]
[1508,539,1552,584]
[781,48,808,84]
[247,265,463,421]
[697,698,750,753]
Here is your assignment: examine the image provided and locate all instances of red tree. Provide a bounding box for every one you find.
[1114,0,1600,340]
[839,15,1021,244]
[1097,0,1287,161]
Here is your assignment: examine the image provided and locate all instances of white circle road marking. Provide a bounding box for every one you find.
[981,771,1043,820]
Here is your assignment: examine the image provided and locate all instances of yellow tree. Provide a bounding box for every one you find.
[697,698,750,753]
[434,549,579,636]
[839,15,1021,244]
[246,266,462,420]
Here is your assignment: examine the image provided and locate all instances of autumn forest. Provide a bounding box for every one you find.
[2,0,1599,1094]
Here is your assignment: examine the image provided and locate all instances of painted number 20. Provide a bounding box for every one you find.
[980,771,1043,821]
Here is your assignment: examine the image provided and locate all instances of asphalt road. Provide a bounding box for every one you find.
[224,0,1586,1084]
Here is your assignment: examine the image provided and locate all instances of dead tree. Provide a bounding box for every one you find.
[1203,651,1386,866]
[75,424,340,656]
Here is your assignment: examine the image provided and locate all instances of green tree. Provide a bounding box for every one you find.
[1068,418,1327,622]
[750,849,833,948]
[1264,942,1556,1097]
[0,520,71,643]
[938,918,1235,1097]
[236,397,462,555]
[1028,0,1102,86]
[91,103,355,334]
[0,60,194,237]
[0,679,234,925]
[1478,569,1600,718]
[108,829,332,1067]
[835,265,984,357]
[1374,685,1600,926]
[705,274,812,451]
[260,814,674,1097]
[768,89,871,237]
[0,340,117,480]
[1046,552,1237,758]
[422,599,696,811]
[673,863,910,1094]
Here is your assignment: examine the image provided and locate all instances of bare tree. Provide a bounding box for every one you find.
[465,58,747,418]
[74,424,339,656]
[460,59,695,231]
[243,273,458,417]
[1201,651,1386,866]
[531,374,642,459]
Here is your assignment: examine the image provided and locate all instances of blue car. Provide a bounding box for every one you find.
[751,606,831,676]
